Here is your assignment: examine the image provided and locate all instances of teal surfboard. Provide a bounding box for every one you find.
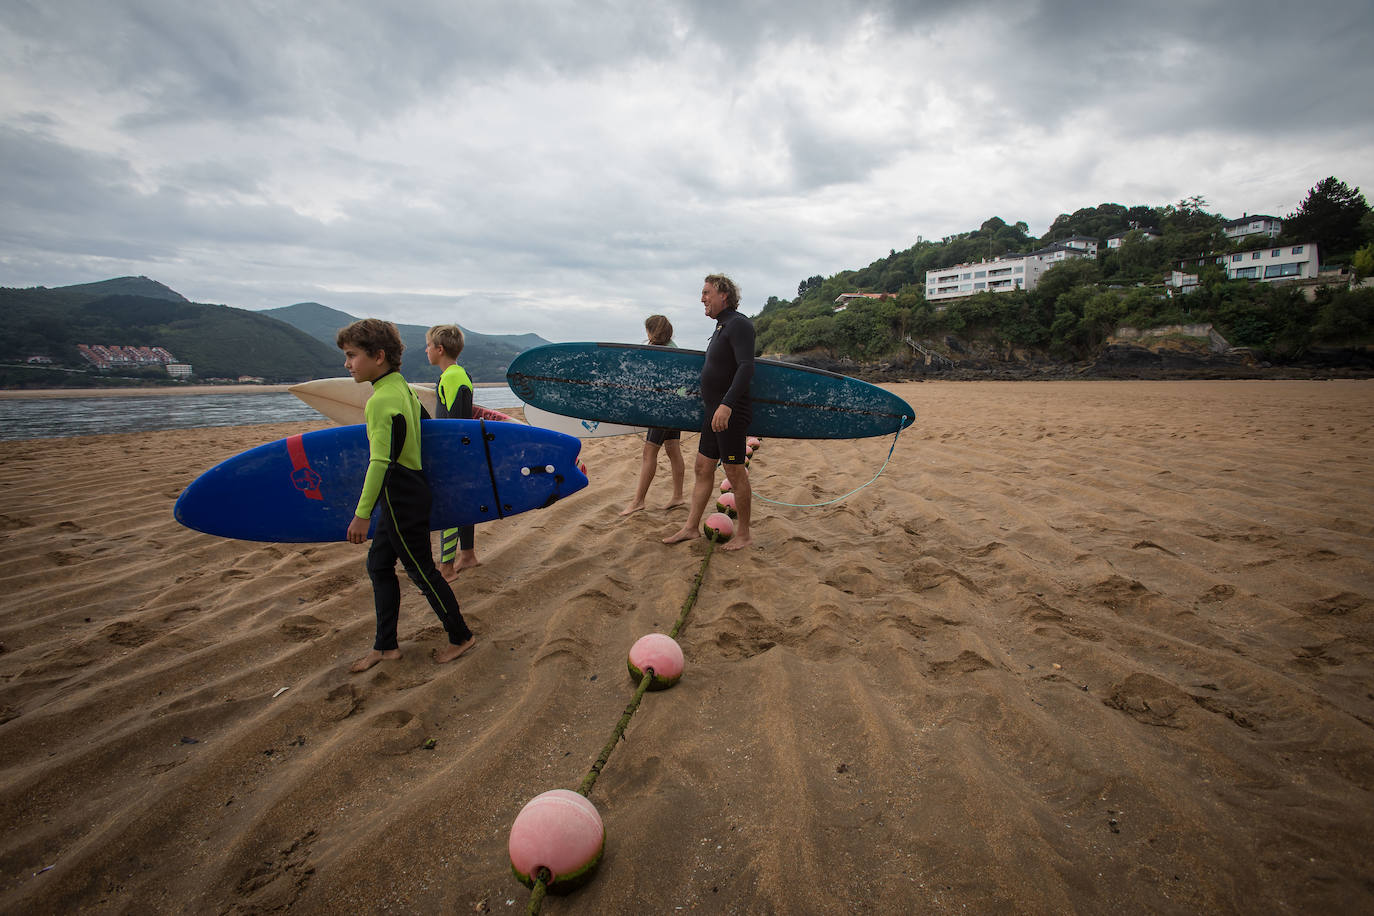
[174,419,587,543]
[507,343,913,439]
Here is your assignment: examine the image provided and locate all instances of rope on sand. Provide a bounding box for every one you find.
[753,416,907,509]
[525,539,718,914]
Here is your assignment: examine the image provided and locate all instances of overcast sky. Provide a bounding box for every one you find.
[2,0,1372,345]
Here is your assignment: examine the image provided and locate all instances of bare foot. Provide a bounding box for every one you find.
[433,636,476,664]
[619,501,646,517]
[350,648,401,673]
[445,554,480,581]
[662,526,701,544]
[663,499,686,510]
[722,533,754,551]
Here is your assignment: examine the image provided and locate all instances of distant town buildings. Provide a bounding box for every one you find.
[77,344,189,376]
[853,209,1311,306]
[1223,214,1282,241]
[77,344,177,369]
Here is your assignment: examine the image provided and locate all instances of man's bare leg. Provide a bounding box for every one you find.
[721,461,753,550]
[350,648,402,673]
[664,453,715,543]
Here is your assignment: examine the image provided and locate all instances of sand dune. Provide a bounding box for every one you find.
[1,380,1371,913]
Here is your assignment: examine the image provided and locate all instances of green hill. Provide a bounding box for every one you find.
[262,301,550,384]
[754,185,1373,368]
[0,278,343,384]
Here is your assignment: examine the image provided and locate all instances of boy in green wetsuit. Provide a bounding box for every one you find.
[425,324,479,580]
[337,318,475,672]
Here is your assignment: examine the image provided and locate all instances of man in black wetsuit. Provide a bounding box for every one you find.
[664,273,755,550]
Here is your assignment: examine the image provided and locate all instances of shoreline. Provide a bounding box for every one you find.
[0,380,510,400]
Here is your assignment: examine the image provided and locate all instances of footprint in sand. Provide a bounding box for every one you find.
[322,683,364,721]
[278,614,326,642]
[929,649,995,679]
[367,709,427,756]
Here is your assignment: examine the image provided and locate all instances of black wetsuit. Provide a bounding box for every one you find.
[698,308,755,464]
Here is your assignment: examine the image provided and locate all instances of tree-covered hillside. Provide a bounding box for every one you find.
[755,178,1374,365]
[263,302,550,384]
[1,278,343,383]
[1,278,555,387]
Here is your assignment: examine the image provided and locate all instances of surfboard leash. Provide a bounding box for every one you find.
[753,415,908,509]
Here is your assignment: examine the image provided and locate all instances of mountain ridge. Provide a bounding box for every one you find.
[0,277,549,387]
[261,301,549,383]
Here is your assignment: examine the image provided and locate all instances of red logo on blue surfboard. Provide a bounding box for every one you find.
[285,434,324,501]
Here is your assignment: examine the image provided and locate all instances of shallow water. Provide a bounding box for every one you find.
[0,386,523,441]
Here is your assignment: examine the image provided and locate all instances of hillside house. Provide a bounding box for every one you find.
[1223,214,1282,240]
[1169,241,1319,290]
[1107,228,1161,248]
[833,292,895,311]
[1027,235,1099,262]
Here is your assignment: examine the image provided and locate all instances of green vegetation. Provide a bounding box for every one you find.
[0,278,552,387]
[1,278,348,384]
[755,178,1373,365]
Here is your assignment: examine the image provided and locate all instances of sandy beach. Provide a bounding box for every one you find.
[1,379,1371,914]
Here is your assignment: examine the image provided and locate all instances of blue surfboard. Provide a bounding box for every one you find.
[174,419,587,543]
[507,343,914,439]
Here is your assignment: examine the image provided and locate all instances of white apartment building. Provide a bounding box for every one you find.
[924,253,1053,303]
[1169,242,1319,290]
[1223,214,1282,240]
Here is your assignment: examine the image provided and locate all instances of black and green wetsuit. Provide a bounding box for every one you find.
[434,363,475,563]
[358,370,472,651]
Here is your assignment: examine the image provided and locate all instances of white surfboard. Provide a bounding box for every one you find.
[523,404,644,439]
[289,377,516,426]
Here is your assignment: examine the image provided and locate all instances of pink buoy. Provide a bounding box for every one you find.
[704,512,734,543]
[509,789,605,891]
[716,491,737,518]
[747,436,761,450]
[744,445,753,458]
[719,477,732,493]
[627,633,685,689]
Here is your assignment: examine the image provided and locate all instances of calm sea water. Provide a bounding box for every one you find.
[0,386,523,442]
